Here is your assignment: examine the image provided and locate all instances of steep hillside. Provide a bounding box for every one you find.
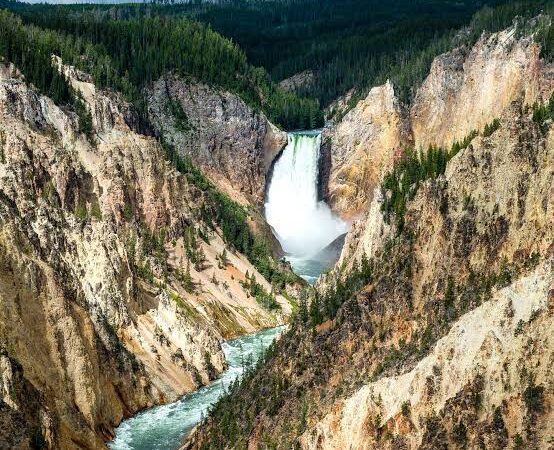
[410,23,554,149]
[321,81,410,219]
[0,60,293,450]
[186,24,554,450]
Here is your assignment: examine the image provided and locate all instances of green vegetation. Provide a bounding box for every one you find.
[169,290,199,317]
[512,433,525,450]
[0,10,72,105]
[73,94,94,141]
[167,98,194,133]
[401,400,411,418]
[216,248,228,269]
[306,253,372,326]
[0,3,321,130]
[0,129,6,164]
[73,197,88,222]
[523,377,545,414]
[379,123,493,233]
[381,146,447,233]
[90,198,102,221]
[162,139,297,293]
[0,11,97,137]
[2,0,551,129]
[380,130,476,233]
[241,271,280,311]
[100,0,546,108]
[514,319,525,336]
[483,118,501,137]
[183,225,207,271]
[197,339,282,449]
[534,2,554,60]
[29,425,47,450]
[532,91,554,131]
[177,261,195,294]
[452,421,468,445]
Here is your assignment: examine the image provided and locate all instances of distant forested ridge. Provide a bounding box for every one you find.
[186,0,552,107]
[16,0,546,106]
[0,1,323,130]
[1,0,553,125]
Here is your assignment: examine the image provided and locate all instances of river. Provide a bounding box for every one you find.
[108,326,285,450]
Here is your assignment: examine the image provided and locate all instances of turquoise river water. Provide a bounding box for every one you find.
[108,326,284,450]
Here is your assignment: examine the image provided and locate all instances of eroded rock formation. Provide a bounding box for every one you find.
[0,61,291,449]
[322,81,410,219]
[147,74,287,207]
[323,24,554,222]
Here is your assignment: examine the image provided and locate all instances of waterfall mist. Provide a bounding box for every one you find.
[265,132,347,263]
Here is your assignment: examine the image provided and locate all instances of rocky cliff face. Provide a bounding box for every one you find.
[278,70,316,94]
[411,25,554,149]
[0,61,291,449]
[298,105,554,450]
[147,74,287,207]
[302,262,553,450]
[328,24,554,269]
[322,25,554,222]
[322,81,410,219]
[187,25,554,450]
[308,26,554,447]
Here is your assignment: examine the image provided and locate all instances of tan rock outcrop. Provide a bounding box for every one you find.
[411,26,552,150]
[329,24,554,276]
[278,70,316,93]
[323,81,410,219]
[302,262,554,450]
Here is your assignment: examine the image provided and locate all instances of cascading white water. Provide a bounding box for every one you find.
[265,131,347,280]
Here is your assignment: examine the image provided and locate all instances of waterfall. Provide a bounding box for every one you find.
[265,131,347,269]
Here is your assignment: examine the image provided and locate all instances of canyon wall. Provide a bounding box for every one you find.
[322,81,410,219]
[0,61,291,450]
[324,25,554,221]
[147,74,287,207]
[330,24,554,268]
[301,104,554,449]
[411,25,554,150]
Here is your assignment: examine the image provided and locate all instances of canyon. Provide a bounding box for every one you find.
[0,7,552,450]
[0,60,294,449]
[187,22,554,450]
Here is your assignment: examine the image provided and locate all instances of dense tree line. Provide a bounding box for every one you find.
[532,92,554,131]
[66,0,548,107]
[0,6,298,296]
[380,126,495,233]
[191,0,554,107]
[0,11,71,105]
[2,0,553,123]
[0,11,95,136]
[0,2,322,130]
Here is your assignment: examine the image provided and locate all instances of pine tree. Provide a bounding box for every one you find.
[309,293,322,326]
[298,289,309,323]
[182,260,194,293]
